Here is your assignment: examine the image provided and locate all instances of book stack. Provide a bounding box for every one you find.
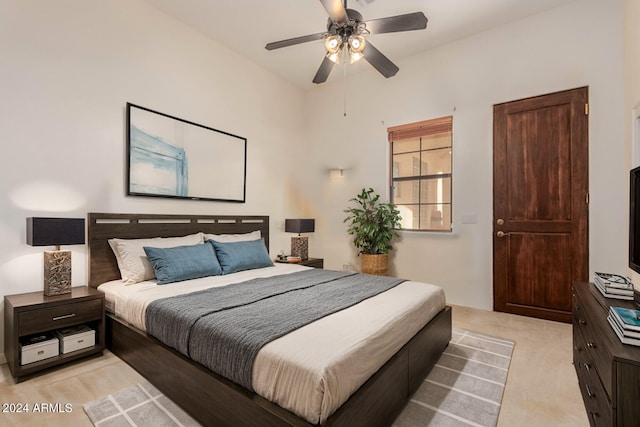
[607,306,640,346]
[593,272,634,300]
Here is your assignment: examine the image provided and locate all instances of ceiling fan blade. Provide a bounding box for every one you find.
[313,56,335,84]
[363,42,399,78]
[364,12,428,35]
[265,32,326,50]
[318,0,349,24]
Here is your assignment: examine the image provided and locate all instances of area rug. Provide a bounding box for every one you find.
[83,380,200,427]
[84,328,514,427]
[393,328,515,427]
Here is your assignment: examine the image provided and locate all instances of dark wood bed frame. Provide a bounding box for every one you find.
[87,212,451,427]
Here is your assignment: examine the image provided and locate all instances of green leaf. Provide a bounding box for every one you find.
[343,187,402,254]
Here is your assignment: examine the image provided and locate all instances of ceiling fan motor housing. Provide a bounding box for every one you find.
[326,9,366,38]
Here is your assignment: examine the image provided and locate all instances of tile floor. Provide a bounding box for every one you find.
[0,305,589,426]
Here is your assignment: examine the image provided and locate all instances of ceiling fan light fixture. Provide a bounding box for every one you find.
[347,35,365,63]
[326,50,342,64]
[349,51,364,63]
[324,35,342,53]
[348,35,365,52]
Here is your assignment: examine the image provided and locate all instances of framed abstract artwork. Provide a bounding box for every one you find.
[126,103,247,203]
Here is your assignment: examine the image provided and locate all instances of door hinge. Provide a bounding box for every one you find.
[586,193,589,204]
[585,103,589,115]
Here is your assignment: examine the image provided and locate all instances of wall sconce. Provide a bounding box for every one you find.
[285,218,315,260]
[329,168,344,179]
[26,217,85,296]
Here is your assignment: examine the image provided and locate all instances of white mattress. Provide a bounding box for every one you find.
[98,264,446,424]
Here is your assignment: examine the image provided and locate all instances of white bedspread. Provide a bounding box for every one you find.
[98,264,446,424]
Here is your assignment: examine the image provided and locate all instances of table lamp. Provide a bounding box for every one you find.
[285,219,315,260]
[27,217,85,296]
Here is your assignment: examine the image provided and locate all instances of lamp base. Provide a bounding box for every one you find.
[43,250,72,296]
[290,236,309,260]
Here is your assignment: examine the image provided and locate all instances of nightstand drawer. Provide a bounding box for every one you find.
[17,299,103,336]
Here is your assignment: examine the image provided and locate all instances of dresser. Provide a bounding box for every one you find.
[572,282,640,426]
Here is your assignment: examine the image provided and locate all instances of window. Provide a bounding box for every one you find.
[389,116,452,231]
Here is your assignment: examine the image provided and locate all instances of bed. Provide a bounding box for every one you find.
[88,212,451,427]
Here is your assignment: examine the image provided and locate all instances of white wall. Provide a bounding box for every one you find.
[625,0,640,285]
[0,0,305,360]
[300,0,625,310]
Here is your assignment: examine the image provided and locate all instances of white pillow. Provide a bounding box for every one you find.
[108,233,204,284]
[204,230,261,243]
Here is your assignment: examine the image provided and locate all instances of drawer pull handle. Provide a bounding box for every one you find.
[586,342,596,349]
[52,313,76,321]
[584,363,591,372]
[579,319,586,325]
[586,384,595,398]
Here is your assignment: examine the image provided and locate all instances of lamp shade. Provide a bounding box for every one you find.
[285,219,315,234]
[26,217,85,246]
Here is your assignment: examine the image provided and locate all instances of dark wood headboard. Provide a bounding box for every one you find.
[87,213,270,288]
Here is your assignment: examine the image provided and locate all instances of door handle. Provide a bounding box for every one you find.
[497,231,510,238]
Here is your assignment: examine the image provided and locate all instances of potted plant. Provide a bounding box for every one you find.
[344,188,402,275]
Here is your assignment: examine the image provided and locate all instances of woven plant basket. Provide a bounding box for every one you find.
[360,253,389,276]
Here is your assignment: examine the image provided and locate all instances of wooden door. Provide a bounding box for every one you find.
[493,87,589,323]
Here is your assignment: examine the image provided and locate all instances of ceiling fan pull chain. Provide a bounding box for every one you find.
[343,60,348,117]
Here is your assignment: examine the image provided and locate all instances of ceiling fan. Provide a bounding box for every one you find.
[265,0,428,84]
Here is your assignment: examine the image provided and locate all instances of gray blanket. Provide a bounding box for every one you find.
[145,269,405,390]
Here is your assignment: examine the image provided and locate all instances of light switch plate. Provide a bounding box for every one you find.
[461,214,478,224]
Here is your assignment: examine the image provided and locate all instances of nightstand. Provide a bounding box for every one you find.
[275,258,324,268]
[4,286,105,382]
[300,258,324,268]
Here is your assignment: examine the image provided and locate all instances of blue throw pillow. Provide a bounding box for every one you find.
[209,239,273,274]
[144,243,222,285]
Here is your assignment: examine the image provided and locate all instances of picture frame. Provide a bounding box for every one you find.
[126,103,247,203]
